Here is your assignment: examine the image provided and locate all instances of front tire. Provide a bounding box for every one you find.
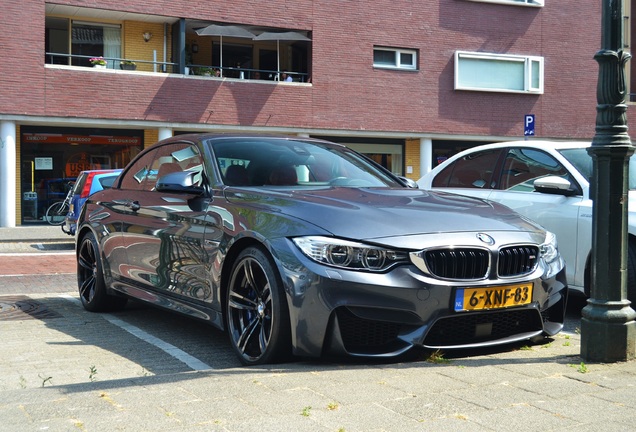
[77,232,127,312]
[226,247,291,365]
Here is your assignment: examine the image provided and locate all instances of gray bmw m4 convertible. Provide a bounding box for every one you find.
[76,134,567,365]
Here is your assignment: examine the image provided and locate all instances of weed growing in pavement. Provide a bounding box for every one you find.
[519,345,532,351]
[541,342,553,349]
[337,428,346,432]
[563,341,571,347]
[19,376,26,389]
[89,365,97,382]
[426,349,451,364]
[301,406,312,416]
[569,362,589,373]
[327,402,339,410]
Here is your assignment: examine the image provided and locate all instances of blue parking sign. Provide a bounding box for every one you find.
[524,114,535,136]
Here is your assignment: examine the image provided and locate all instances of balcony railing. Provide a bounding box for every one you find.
[185,63,310,82]
[45,53,177,73]
[45,53,311,83]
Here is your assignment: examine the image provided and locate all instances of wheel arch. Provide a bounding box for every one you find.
[76,224,115,291]
[220,237,272,320]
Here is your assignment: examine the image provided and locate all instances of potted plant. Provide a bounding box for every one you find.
[198,67,214,76]
[120,60,137,71]
[90,57,107,68]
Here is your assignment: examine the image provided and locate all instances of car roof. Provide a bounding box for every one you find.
[463,140,591,152]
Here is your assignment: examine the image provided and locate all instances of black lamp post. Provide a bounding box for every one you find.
[581,0,636,362]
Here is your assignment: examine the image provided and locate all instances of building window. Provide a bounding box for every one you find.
[72,21,122,68]
[45,17,121,68]
[464,0,544,6]
[373,47,417,70]
[454,51,543,94]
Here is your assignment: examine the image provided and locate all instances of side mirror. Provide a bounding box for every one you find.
[533,176,577,196]
[156,171,205,195]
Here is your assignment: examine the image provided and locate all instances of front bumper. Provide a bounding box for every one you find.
[274,239,568,359]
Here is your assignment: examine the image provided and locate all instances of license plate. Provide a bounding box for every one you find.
[454,284,532,311]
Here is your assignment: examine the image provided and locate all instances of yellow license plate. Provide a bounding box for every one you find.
[454,284,532,311]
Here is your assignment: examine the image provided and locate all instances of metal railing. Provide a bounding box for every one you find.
[185,64,309,82]
[45,53,177,73]
[45,53,311,82]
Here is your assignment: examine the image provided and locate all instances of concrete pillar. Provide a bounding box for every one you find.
[419,138,433,177]
[0,121,17,227]
[158,127,173,141]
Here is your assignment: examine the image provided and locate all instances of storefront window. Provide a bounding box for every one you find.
[20,127,141,223]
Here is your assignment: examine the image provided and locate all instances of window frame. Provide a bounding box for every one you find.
[454,51,544,94]
[373,47,418,71]
[464,0,544,7]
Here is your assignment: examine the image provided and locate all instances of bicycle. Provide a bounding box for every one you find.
[45,182,75,226]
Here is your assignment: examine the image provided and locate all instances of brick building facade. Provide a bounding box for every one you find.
[0,0,631,226]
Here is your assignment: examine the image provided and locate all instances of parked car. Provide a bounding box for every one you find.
[76,134,567,365]
[63,169,122,235]
[417,140,636,302]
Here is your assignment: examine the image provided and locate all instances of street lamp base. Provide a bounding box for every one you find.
[581,299,636,362]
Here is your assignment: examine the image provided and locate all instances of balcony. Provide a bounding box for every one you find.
[45,6,311,83]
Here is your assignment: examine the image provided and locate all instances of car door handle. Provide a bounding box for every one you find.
[113,199,141,211]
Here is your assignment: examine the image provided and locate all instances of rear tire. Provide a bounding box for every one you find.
[77,232,127,312]
[226,246,291,365]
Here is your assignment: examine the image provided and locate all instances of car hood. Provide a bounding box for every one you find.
[224,187,543,240]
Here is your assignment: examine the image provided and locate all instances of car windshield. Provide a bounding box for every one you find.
[559,148,636,190]
[208,137,403,187]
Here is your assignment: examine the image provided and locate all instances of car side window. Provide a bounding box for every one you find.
[432,149,500,189]
[499,148,569,191]
[119,148,158,191]
[148,142,204,191]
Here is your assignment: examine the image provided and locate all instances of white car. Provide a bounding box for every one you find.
[418,140,636,301]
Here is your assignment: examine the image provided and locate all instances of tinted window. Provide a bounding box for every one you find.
[432,149,500,189]
[500,148,569,191]
[209,138,402,187]
[119,143,204,191]
[119,148,158,190]
[149,143,204,190]
[560,147,636,190]
[98,174,119,189]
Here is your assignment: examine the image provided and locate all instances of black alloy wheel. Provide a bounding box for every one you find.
[227,247,291,365]
[77,232,127,312]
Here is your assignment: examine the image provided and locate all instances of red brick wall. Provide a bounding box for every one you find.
[0,0,627,140]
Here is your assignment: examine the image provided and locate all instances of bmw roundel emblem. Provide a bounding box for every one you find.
[476,233,495,245]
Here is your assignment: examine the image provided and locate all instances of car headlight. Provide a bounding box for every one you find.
[540,231,564,279]
[292,236,409,272]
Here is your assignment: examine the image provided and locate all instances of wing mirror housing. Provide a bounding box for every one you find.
[156,171,205,195]
[533,176,577,196]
